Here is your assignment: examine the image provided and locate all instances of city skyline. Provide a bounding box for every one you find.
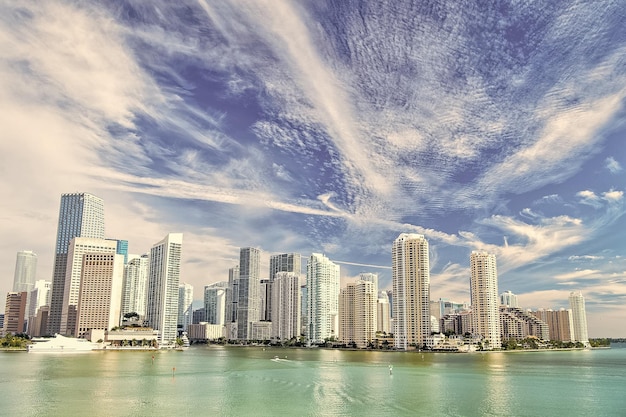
[0,1,624,337]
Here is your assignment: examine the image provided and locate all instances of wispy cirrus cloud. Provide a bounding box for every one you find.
[605,157,623,174]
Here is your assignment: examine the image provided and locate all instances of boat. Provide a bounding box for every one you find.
[27,334,100,353]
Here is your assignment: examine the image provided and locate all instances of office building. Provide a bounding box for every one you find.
[48,193,105,335]
[204,281,228,326]
[146,233,183,344]
[178,282,194,331]
[392,233,431,350]
[225,265,239,325]
[569,291,589,346]
[236,247,261,340]
[500,290,519,308]
[75,253,124,338]
[121,254,149,318]
[13,250,38,294]
[267,253,301,321]
[377,291,391,334]
[2,292,27,335]
[271,272,301,341]
[27,280,52,335]
[470,251,501,349]
[306,253,340,343]
[60,237,118,336]
[339,279,377,348]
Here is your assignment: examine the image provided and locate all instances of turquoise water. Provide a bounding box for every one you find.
[1,345,624,416]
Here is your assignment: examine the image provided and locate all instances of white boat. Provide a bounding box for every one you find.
[27,334,100,353]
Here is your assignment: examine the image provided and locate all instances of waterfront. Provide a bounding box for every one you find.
[1,344,625,417]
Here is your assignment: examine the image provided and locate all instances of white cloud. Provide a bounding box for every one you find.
[605,157,623,174]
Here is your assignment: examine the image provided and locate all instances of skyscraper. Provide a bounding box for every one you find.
[75,253,124,338]
[178,282,194,331]
[2,292,27,335]
[48,193,105,335]
[500,290,519,308]
[569,291,589,346]
[13,250,38,293]
[146,233,183,344]
[204,282,228,325]
[392,233,431,350]
[271,271,301,341]
[470,251,501,349]
[339,279,377,348]
[266,253,301,321]
[306,253,340,343]
[377,291,391,334]
[121,254,149,318]
[13,250,38,323]
[269,253,302,279]
[237,247,261,340]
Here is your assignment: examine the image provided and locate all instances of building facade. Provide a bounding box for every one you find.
[75,253,124,338]
[121,254,149,318]
[377,291,391,334]
[339,280,377,348]
[2,292,27,335]
[569,291,589,346]
[146,233,183,344]
[392,234,431,350]
[204,281,228,326]
[306,253,340,343]
[178,282,194,331]
[13,250,38,294]
[530,308,574,342]
[60,237,118,336]
[271,272,301,341]
[470,251,501,349]
[48,193,105,335]
[500,290,519,308]
[236,247,261,340]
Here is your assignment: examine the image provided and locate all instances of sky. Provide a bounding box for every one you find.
[1,1,624,337]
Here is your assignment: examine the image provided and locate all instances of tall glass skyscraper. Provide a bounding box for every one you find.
[146,233,183,344]
[392,234,430,350]
[470,251,501,349]
[13,250,38,293]
[306,253,340,343]
[48,193,105,335]
[237,247,261,340]
[569,291,589,346]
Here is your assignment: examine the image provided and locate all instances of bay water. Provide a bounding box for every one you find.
[1,344,624,416]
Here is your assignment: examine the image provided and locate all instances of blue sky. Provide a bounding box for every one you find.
[1,1,624,337]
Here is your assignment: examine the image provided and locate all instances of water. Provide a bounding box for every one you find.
[1,345,625,416]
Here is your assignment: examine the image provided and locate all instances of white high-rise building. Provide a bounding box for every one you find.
[470,251,501,349]
[75,253,124,338]
[339,280,377,348]
[13,250,38,322]
[28,280,52,321]
[49,193,105,334]
[271,272,301,341]
[569,291,589,346]
[178,282,194,331]
[306,253,340,343]
[392,234,431,350]
[237,247,261,340]
[60,237,118,336]
[121,254,149,318]
[146,233,183,344]
[225,265,239,321]
[500,290,519,308]
[266,253,301,322]
[359,273,378,293]
[204,282,228,326]
[13,250,38,293]
[377,291,391,334]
